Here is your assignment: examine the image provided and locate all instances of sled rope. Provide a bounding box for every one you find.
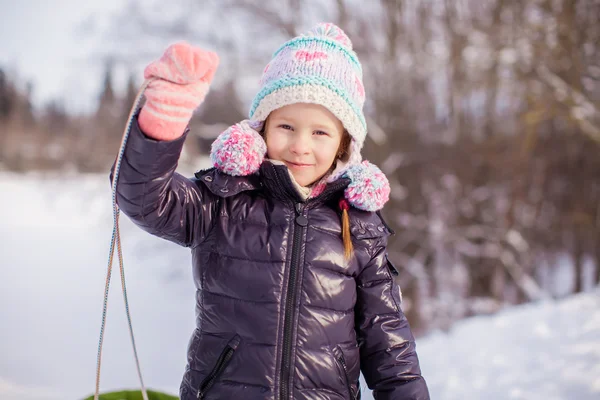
[95,78,156,400]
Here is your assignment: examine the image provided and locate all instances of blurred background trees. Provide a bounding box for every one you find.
[1,0,598,334]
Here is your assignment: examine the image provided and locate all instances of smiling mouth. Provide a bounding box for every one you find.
[286,161,313,168]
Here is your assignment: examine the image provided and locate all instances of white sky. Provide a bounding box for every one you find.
[0,0,123,113]
[0,1,341,116]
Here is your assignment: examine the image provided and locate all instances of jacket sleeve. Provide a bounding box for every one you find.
[355,234,430,400]
[109,116,218,248]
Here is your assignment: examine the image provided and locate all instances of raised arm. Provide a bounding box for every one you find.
[110,42,220,247]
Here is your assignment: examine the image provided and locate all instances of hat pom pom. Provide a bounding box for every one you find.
[343,161,390,211]
[306,23,353,50]
[210,120,266,176]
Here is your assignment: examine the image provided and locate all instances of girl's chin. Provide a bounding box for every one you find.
[292,173,325,187]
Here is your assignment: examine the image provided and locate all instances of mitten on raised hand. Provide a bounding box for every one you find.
[138,42,219,141]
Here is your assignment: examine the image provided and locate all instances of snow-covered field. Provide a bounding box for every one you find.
[1,172,599,400]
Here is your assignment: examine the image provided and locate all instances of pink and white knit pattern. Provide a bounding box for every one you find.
[139,42,219,141]
[341,161,390,211]
[210,120,266,176]
[249,23,367,160]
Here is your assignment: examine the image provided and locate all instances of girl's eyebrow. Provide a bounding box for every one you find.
[271,116,338,133]
[271,116,297,124]
[312,124,335,132]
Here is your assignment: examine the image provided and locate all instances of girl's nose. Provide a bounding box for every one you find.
[290,133,311,155]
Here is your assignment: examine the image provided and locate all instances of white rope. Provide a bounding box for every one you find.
[94,78,156,400]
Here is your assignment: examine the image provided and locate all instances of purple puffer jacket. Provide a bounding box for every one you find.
[111,119,430,400]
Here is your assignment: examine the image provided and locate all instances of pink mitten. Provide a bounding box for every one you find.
[138,42,219,141]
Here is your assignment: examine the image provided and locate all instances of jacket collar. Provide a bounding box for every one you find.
[260,161,350,204]
[195,162,349,205]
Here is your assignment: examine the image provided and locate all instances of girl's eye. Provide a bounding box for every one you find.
[279,124,293,130]
[314,130,328,136]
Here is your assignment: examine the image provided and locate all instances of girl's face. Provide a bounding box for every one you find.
[265,103,344,187]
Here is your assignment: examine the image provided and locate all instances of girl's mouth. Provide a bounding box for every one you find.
[286,161,313,168]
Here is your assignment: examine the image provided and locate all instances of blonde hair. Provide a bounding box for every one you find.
[337,131,353,260]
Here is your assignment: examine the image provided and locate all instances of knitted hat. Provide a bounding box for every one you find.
[249,22,366,165]
[210,23,390,211]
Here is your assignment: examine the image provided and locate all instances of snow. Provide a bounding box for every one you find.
[1,172,599,400]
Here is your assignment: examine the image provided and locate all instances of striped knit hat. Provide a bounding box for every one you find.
[210,23,390,211]
[249,22,366,165]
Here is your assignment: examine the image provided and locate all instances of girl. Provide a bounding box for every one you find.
[112,23,430,400]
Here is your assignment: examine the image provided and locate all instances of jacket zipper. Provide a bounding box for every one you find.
[334,345,357,400]
[267,163,349,399]
[196,340,238,399]
[279,202,307,399]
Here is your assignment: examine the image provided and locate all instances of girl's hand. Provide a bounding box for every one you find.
[138,42,220,141]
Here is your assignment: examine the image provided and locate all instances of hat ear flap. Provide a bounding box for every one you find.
[210,120,267,176]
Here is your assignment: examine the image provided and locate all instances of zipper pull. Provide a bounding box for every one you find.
[295,203,308,226]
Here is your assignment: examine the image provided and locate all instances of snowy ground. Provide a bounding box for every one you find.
[1,172,599,400]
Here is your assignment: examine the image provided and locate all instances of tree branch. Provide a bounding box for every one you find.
[535,65,600,143]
